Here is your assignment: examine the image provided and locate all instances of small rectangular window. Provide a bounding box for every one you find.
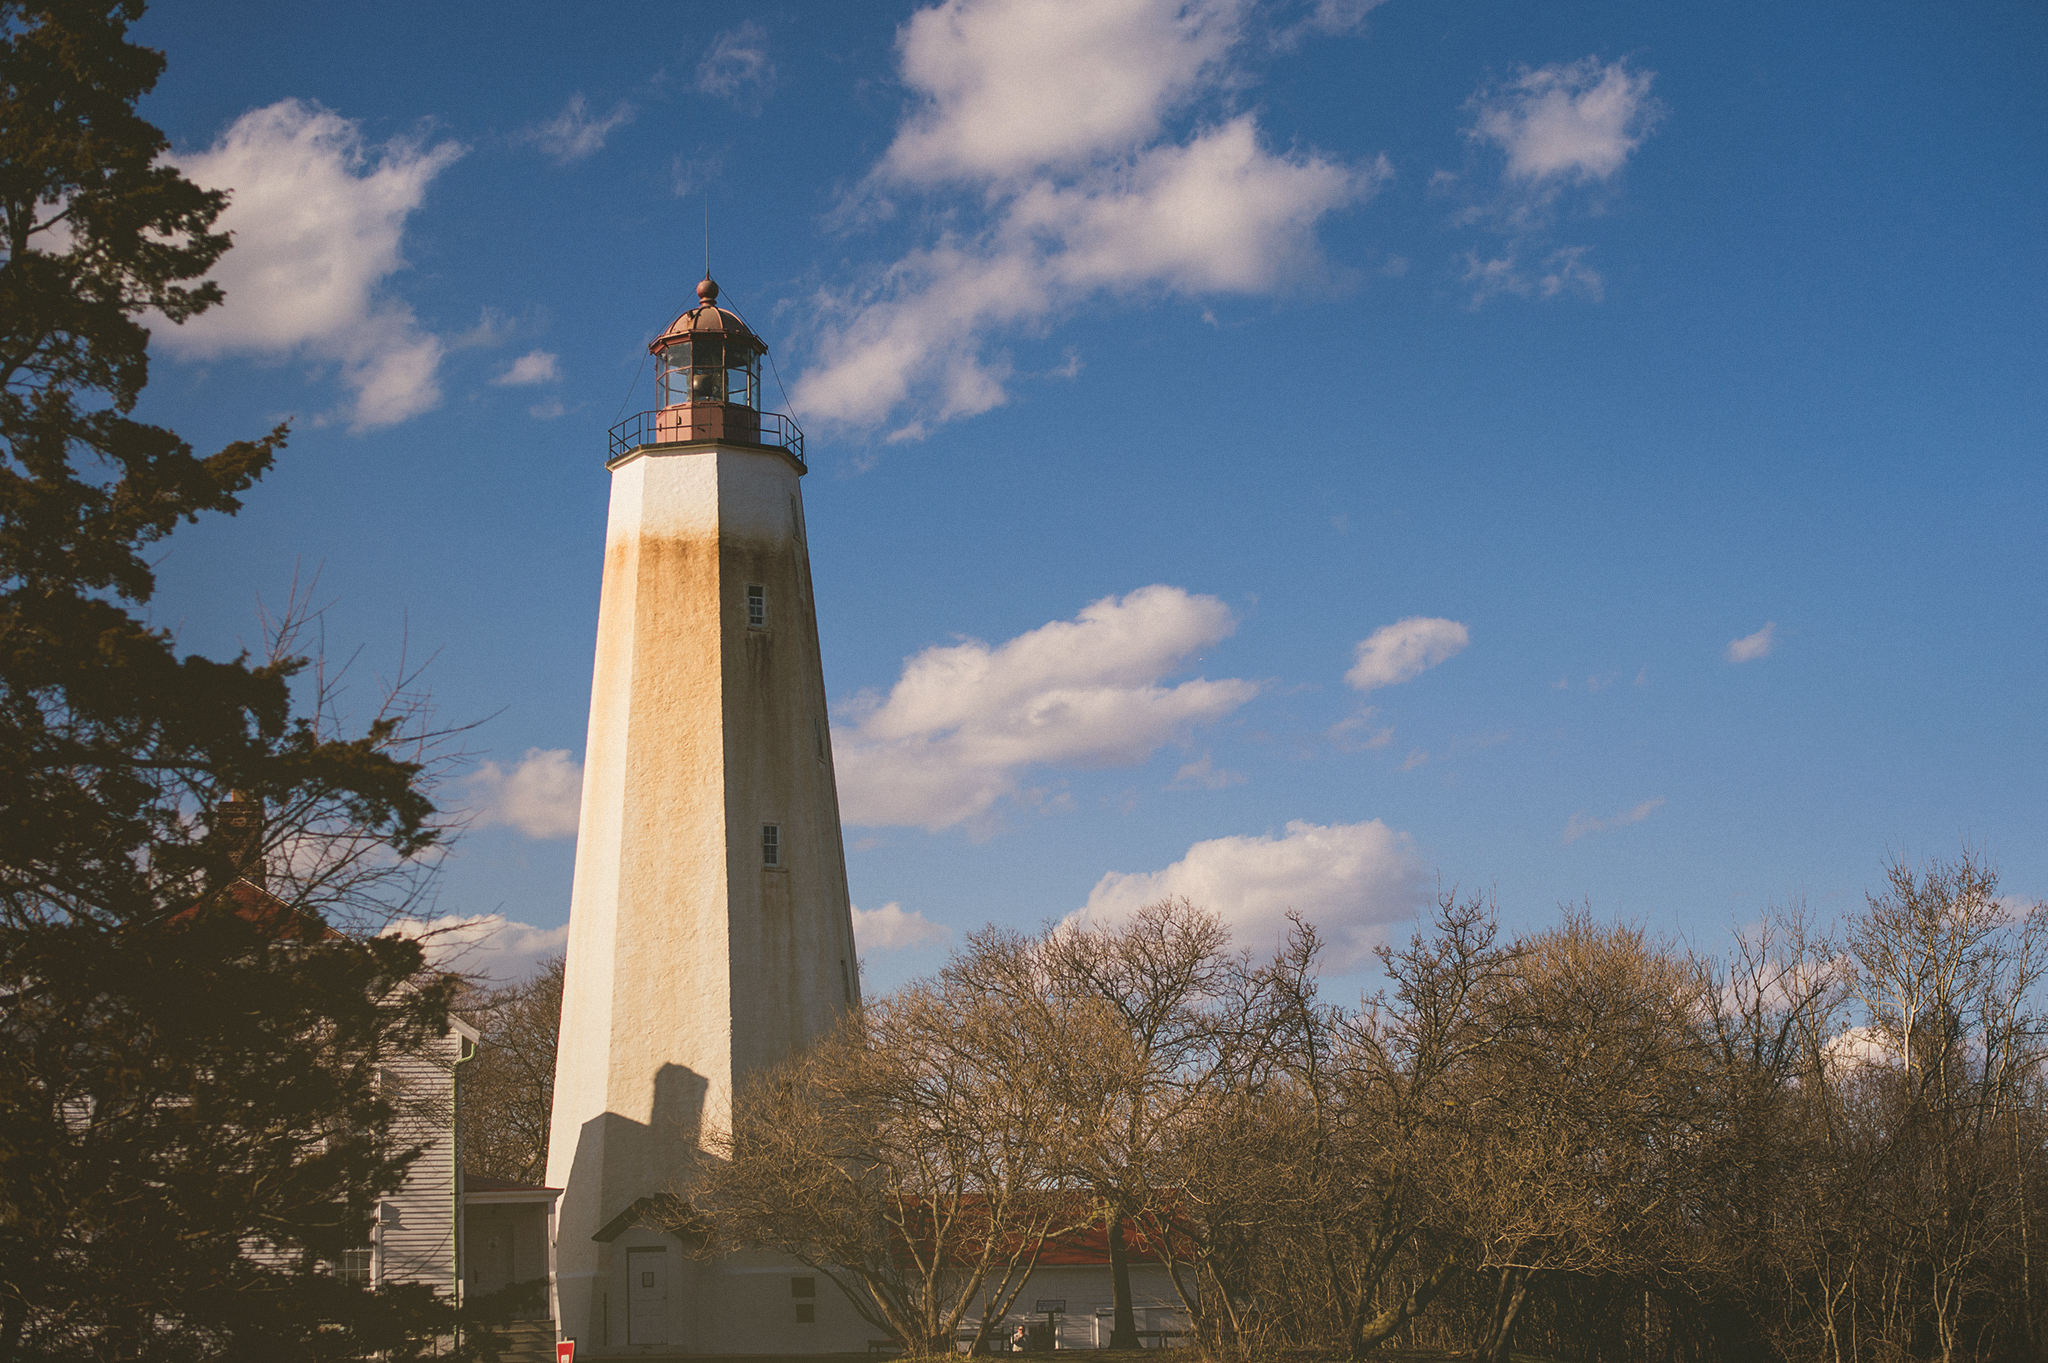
[791,1276,816,1299]
[337,1248,372,1287]
[794,1304,816,1324]
[762,824,780,868]
[746,583,767,628]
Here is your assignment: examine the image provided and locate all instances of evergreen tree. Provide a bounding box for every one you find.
[1,4,468,1357]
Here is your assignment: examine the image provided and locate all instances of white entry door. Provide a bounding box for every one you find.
[626,1247,668,1345]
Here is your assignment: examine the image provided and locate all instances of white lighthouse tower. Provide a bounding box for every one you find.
[545,275,860,1353]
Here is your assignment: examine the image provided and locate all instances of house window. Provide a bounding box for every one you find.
[795,1304,816,1324]
[793,1276,816,1324]
[746,583,767,628]
[337,1248,372,1288]
[762,824,780,868]
[791,1276,815,1299]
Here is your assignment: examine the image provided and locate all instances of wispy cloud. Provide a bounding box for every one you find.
[1171,753,1246,789]
[494,349,560,386]
[1078,817,1426,969]
[697,22,776,103]
[1725,622,1777,663]
[523,94,634,164]
[156,100,464,430]
[465,748,583,839]
[1461,243,1602,304]
[851,902,951,951]
[793,0,1379,441]
[1563,796,1665,844]
[1328,706,1394,752]
[1272,0,1390,49]
[832,585,1259,832]
[1346,616,1470,691]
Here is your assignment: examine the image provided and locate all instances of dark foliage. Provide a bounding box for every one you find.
[0,3,467,1358]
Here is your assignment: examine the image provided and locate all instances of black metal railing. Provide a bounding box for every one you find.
[607,408,805,465]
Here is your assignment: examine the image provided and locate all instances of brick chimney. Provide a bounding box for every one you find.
[208,794,267,890]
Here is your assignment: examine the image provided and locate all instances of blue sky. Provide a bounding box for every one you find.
[130,0,2046,992]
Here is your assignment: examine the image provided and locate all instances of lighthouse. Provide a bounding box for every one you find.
[545,275,860,1353]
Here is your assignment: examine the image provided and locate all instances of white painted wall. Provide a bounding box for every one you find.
[546,439,860,1354]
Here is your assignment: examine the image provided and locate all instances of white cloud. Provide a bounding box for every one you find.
[1345,616,1470,691]
[1470,57,1662,185]
[1452,59,1660,309]
[794,0,1377,439]
[697,22,775,101]
[384,913,568,983]
[156,100,463,429]
[1822,1024,1893,1073]
[1725,622,1777,663]
[1079,818,1426,969]
[1563,796,1665,844]
[494,349,560,385]
[523,94,634,164]
[852,902,952,951]
[466,748,583,839]
[833,585,1259,831]
[884,0,1242,183]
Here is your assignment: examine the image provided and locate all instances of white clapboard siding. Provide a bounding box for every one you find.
[375,1015,478,1295]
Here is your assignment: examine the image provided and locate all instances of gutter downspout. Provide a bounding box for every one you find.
[452,1034,477,1351]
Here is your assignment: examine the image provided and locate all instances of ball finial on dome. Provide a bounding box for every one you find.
[697,274,719,305]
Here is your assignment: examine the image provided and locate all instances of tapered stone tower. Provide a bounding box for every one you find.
[545,276,860,1354]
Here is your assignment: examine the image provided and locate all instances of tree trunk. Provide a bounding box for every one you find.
[1,1297,24,1363]
[1475,1267,1533,1363]
[1346,1246,1464,1359]
[1107,1209,1141,1349]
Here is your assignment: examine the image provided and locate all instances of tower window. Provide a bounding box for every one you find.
[762,824,781,868]
[794,1304,816,1324]
[746,583,767,628]
[791,1277,815,1299]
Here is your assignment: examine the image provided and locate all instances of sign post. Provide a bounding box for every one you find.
[1036,1300,1066,1351]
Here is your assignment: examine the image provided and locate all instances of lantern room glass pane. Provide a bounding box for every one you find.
[689,367,726,402]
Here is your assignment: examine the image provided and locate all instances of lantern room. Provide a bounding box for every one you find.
[608,273,805,464]
[647,275,764,446]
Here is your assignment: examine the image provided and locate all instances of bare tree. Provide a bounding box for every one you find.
[1163,897,1511,1359]
[692,963,1089,1355]
[458,954,564,1184]
[1451,912,1721,1363]
[1032,899,1246,1350]
[1843,854,2048,1362]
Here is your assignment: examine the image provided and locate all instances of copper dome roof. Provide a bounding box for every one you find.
[648,275,765,355]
